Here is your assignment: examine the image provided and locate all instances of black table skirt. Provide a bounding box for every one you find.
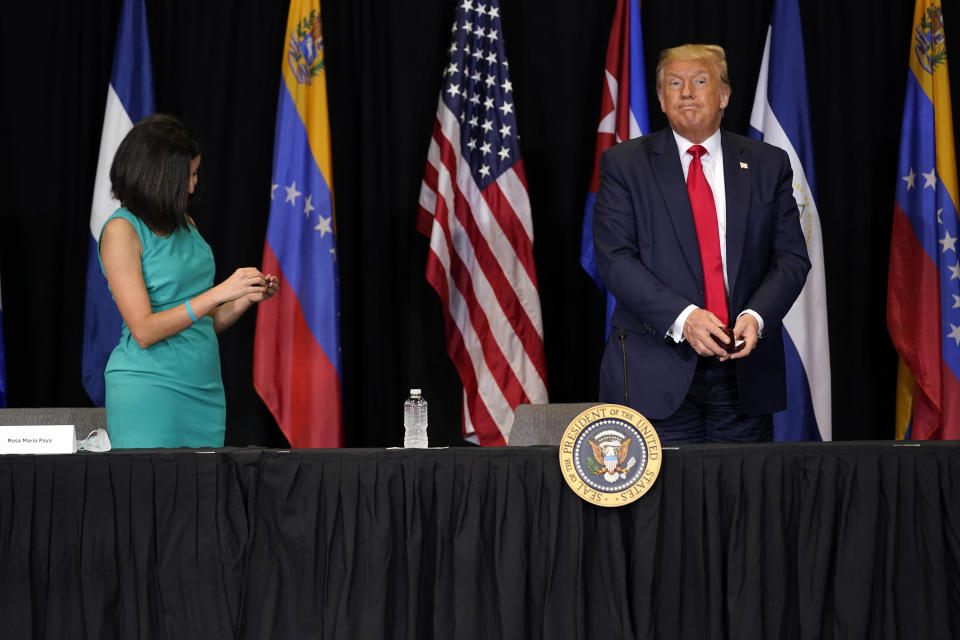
[0,443,957,639]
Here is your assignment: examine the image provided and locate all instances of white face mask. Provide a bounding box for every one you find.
[77,429,112,452]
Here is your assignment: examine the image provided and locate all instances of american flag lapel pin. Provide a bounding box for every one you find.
[740,161,749,170]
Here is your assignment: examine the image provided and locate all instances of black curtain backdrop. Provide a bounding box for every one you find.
[0,0,953,446]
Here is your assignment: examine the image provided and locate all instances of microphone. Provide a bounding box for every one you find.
[617,329,628,406]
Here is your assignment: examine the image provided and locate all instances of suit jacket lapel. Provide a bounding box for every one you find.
[649,129,702,283]
[722,131,750,299]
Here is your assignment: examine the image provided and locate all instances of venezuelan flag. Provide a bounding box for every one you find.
[254,0,343,447]
[888,0,960,439]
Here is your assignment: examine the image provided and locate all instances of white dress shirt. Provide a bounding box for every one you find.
[664,129,764,342]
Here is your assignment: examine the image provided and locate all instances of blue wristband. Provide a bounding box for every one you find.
[185,300,199,323]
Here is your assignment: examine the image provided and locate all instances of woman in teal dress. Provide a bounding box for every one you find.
[98,114,278,448]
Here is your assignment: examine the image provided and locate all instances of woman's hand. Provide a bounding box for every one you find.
[246,274,279,304]
[210,271,280,334]
[216,267,269,303]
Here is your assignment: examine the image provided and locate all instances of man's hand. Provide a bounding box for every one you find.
[728,313,759,360]
[682,308,731,359]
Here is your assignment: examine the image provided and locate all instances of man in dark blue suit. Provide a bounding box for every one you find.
[594,44,810,443]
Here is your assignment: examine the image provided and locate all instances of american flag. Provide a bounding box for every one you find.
[416,0,548,446]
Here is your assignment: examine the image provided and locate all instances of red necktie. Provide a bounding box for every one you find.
[686,145,729,326]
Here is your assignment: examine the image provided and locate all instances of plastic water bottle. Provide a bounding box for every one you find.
[403,389,429,448]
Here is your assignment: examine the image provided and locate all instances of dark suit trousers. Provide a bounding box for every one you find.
[651,357,773,444]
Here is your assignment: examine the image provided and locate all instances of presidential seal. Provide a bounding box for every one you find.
[558,404,661,507]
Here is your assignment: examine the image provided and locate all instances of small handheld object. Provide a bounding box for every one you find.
[711,326,745,354]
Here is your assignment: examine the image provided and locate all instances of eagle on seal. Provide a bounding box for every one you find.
[589,437,631,476]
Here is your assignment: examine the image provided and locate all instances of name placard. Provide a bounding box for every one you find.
[0,425,78,455]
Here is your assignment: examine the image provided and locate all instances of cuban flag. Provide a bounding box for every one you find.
[887,0,960,439]
[253,0,343,448]
[749,0,832,441]
[580,0,649,336]
[81,0,155,406]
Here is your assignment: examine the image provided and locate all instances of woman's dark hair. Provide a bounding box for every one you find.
[110,113,201,235]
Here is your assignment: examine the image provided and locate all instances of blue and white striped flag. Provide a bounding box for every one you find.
[749,0,831,441]
[0,276,6,408]
[81,0,155,405]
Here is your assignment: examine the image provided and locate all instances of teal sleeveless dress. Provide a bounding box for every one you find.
[99,208,225,448]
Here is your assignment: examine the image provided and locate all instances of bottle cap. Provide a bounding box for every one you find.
[410,388,422,395]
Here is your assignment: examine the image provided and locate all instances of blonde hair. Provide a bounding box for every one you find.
[656,44,730,91]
